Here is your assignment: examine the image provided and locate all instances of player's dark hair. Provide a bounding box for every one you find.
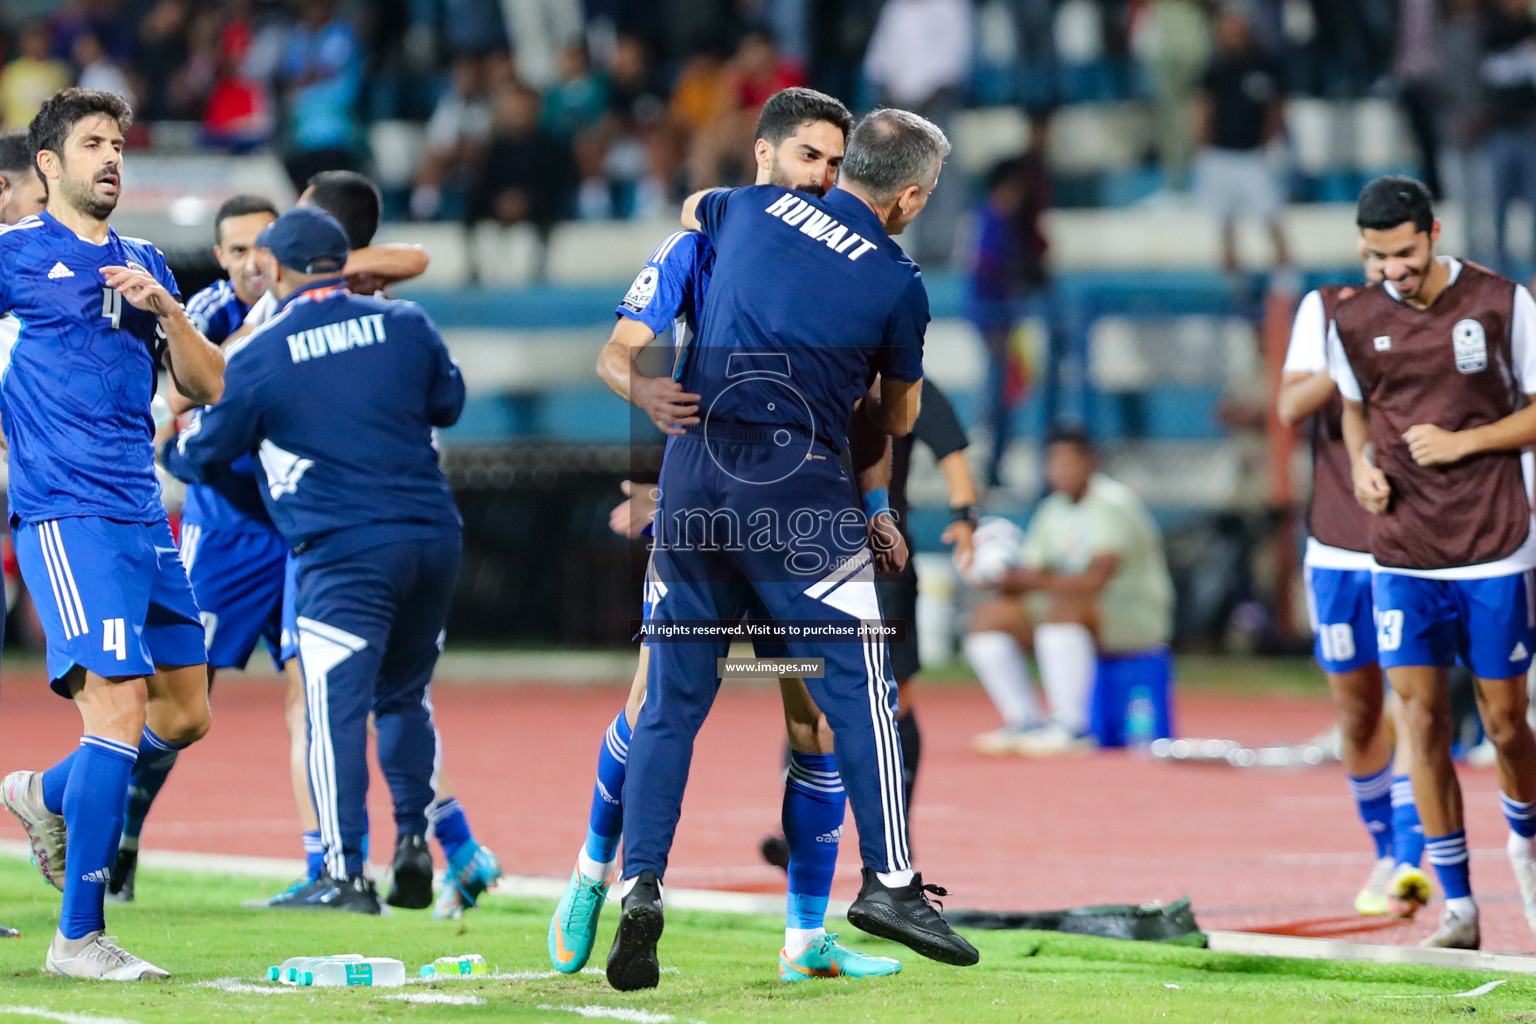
[214,193,278,245]
[1356,175,1435,234]
[28,88,132,166]
[0,129,33,180]
[1045,423,1095,454]
[755,87,853,148]
[304,170,380,249]
[841,108,951,205]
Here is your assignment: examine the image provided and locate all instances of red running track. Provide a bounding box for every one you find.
[2,674,1531,952]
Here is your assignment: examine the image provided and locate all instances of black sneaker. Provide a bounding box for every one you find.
[386,833,433,910]
[105,846,136,903]
[846,868,979,966]
[605,870,664,991]
[267,874,384,914]
[759,833,790,872]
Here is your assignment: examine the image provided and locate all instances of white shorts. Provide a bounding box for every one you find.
[1195,148,1283,221]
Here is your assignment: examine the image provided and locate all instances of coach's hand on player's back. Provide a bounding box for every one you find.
[101,265,173,317]
[1402,423,1473,468]
[632,376,700,436]
[1351,456,1392,515]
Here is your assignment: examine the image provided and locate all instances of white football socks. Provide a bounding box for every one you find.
[963,631,1040,729]
[784,927,824,959]
[1034,622,1096,735]
[578,848,613,883]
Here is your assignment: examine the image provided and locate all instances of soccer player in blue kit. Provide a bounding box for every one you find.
[555,88,904,984]
[164,206,468,915]
[604,108,978,992]
[101,193,281,904]
[0,89,225,980]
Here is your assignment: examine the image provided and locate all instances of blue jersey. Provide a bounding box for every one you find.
[689,186,928,452]
[163,281,465,553]
[0,212,180,525]
[616,230,714,380]
[179,279,273,531]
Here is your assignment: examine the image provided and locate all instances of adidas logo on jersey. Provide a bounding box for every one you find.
[81,867,111,883]
[1513,642,1529,662]
[47,262,74,280]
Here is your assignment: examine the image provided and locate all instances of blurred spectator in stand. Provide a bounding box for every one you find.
[1395,0,1444,199]
[967,131,1052,492]
[1,23,71,131]
[411,53,492,220]
[807,0,879,104]
[575,34,669,219]
[1193,5,1289,276]
[135,0,191,121]
[201,3,272,152]
[1439,0,1495,266]
[273,0,364,191]
[682,28,806,191]
[73,31,135,104]
[443,0,510,60]
[1478,0,1536,280]
[465,82,575,277]
[47,0,132,68]
[864,0,972,263]
[1136,0,1211,192]
[541,43,607,144]
[501,0,580,86]
[1005,0,1062,113]
[673,41,736,190]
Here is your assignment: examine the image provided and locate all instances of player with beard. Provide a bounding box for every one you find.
[551,88,908,984]
[1332,176,1536,948]
[0,88,223,980]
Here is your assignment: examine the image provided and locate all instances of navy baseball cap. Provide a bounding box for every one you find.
[256,206,350,274]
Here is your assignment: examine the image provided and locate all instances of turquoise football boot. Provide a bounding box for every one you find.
[778,933,902,982]
[548,866,612,973]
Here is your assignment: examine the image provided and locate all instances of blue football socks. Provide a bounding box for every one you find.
[1346,763,1394,860]
[783,751,845,937]
[581,710,630,873]
[60,738,136,939]
[119,728,186,849]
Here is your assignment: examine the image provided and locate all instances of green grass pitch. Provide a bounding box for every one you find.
[1,857,1534,1023]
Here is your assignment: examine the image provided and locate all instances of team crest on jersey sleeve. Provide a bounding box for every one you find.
[622,266,659,312]
[1452,318,1487,374]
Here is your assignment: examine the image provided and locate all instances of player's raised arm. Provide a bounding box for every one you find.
[344,243,429,289]
[679,189,722,231]
[102,265,224,405]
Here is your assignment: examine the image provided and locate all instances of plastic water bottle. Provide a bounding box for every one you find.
[1125,684,1157,750]
[418,954,489,978]
[268,954,364,983]
[297,957,406,988]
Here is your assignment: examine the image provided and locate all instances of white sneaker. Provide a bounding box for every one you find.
[971,722,1044,756]
[1353,855,1394,916]
[44,930,169,980]
[1509,833,1536,934]
[1,770,66,891]
[1419,904,1480,949]
[1014,722,1095,758]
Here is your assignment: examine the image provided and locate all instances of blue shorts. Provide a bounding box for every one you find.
[1091,647,1175,747]
[180,523,288,671]
[1373,570,1535,680]
[15,516,207,696]
[1304,565,1379,674]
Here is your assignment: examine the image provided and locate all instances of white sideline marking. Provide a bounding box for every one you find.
[1375,979,1509,999]
[1206,931,1536,975]
[386,994,486,1006]
[536,1007,684,1023]
[191,978,298,996]
[0,1008,142,1024]
[0,841,805,916]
